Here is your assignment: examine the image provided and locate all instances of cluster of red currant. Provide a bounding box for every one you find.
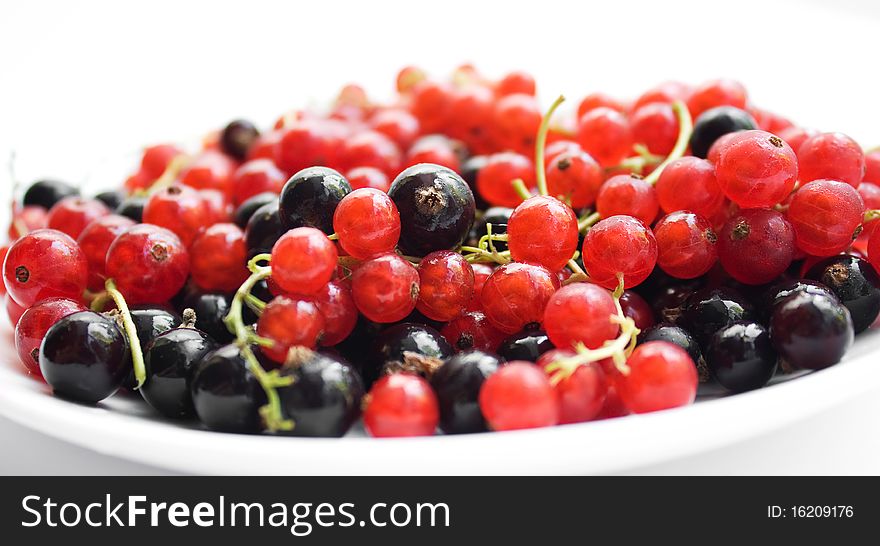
[3,64,879,438]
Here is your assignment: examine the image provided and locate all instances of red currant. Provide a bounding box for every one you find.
[364,373,439,437]
[369,108,420,150]
[493,93,541,155]
[15,297,85,376]
[630,102,679,155]
[416,251,474,321]
[256,296,325,363]
[333,188,401,259]
[405,135,461,173]
[6,295,26,325]
[441,310,506,353]
[619,290,655,331]
[787,179,864,256]
[141,144,183,179]
[545,150,603,208]
[653,211,718,279]
[466,263,494,311]
[864,150,880,184]
[596,174,660,225]
[615,341,697,414]
[576,107,633,167]
[543,282,618,350]
[480,262,559,334]
[507,196,579,272]
[717,209,795,284]
[105,224,189,304]
[340,131,403,180]
[655,157,724,217]
[714,130,798,208]
[230,159,286,206]
[577,92,626,118]
[180,150,237,196]
[496,71,536,97]
[270,227,338,296]
[313,280,357,346]
[278,119,347,176]
[46,197,110,240]
[796,132,865,187]
[582,215,658,289]
[538,350,608,424]
[8,205,48,240]
[76,214,136,290]
[476,152,535,208]
[632,81,692,111]
[409,81,454,134]
[479,361,559,431]
[687,79,747,119]
[351,253,420,323]
[142,183,212,247]
[4,229,88,307]
[346,167,390,192]
[189,223,249,292]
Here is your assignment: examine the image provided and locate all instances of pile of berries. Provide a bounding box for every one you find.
[4,64,880,438]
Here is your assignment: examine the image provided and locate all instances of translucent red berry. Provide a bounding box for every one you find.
[630,102,679,155]
[466,263,494,311]
[476,152,535,208]
[141,144,183,179]
[615,341,697,414]
[313,280,357,347]
[479,361,559,431]
[787,179,864,256]
[596,174,660,225]
[543,282,618,350]
[340,131,403,180]
[364,373,439,437]
[3,229,88,308]
[582,215,658,289]
[180,150,237,196]
[619,290,655,331]
[717,209,795,285]
[105,224,189,304]
[796,132,865,188]
[714,130,798,208]
[441,310,506,353]
[256,296,325,363]
[46,197,110,240]
[496,71,536,97]
[189,223,249,292]
[270,227,338,296]
[480,262,559,334]
[633,81,692,111]
[577,92,626,118]
[346,167,390,192]
[653,211,718,279]
[405,135,461,173]
[416,251,474,322]
[687,79,747,119]
[369,108,420,150]
[507,196,579,272]
[655,157,724,217]
[142,183,212,247]
[545,151,603,209]
[493,93,541,155]
[538,351,608,424]
[231,159,286,206]
[351,253,420,323]
[76,214,136,290]
[576,107,633,167]
[8,205,48,241]
[333,188,400,259]
[15,297,86,377]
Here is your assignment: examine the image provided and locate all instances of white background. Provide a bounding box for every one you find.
[1,0,879,474]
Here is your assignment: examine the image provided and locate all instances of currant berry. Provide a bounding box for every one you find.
[405,135,462,173]
[190,344,267,432]
[630,102,679,155]
[498,326,554,362]
[3,229,88,308]
[865,149,880,183]
[479,361,559,431]
[142,184,211,247]
[189,223,249,293]
[230,159,286,206]
[140,144,183,179]
[6,295,25,325]
[256,296,325,363]
[496,70,536,96]
[115,195,147,223]
[220,119,260,161]
[333,188,401,259]
[655,157,725,217]
[441,311,506,353]
[615,341,697,413]
[141,326,217,418]
[279,166,352,234]
[8,205,48,240]
[687,79,747,119]
[416,251,474,321]
[363,373,439,437]
[94,190,125,211]
[351,253,420,323]
[545,150,603,208]
[543,283,618,350]
[270,227,337,296]
[234,192,277,229]
[466,263,494,311]
[653,211,718,280]
[476,152,535,208]
[340,131,403,180]
[244,200,283,259]
[493,93,541,154]
[369,108,420,150]
[706,322,777,393]
[179,150,236,196]
[582,215,658,289]
[786,179,864,256]
[770,291,853,370]
[76,215,136,291]
[716,209,794,284]
[505,196,579,272]
[679,287,756,348]
[345,166,390,193]
[539,351,608,424]
[806,255,880,334]
[480,262,559,334]
[619,289,655,330]
[185,293,234,344]
[23,179,79,210]
[797,132,865,187]
[431,349,503,434]
[576,107,633,167]
[105,224,190,305]
[714,130,798,208]
[46,197,110,240]
[15,297,85,377]
[638,323,702,365]
[596,174,660,225]
[470,206,511,252]
[409,80,455,134]
[633,81,692,110]
[688,106,757,159]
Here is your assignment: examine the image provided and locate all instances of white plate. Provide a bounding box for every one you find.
[1,319,879,475]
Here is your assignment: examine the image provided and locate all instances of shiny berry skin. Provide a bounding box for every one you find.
[680,287,756,348]
[186,293,234,344]
[540,351,608,424]
[351,253,420,323]
[633,81,692,110]
[721,210,795,286]
[493,93,541,154]
[654,211,718,280]
[141,327,217,418]
[189,223,249,293]
[416,251,474,322]
[220,119,260,161]
[446,85,495,149]
[230,159,286,206]
[6,295,25,324]
[340,131,403,179]
[364,322,453,387]
[441,311,506,353]
[9,205,49,240]
[689,106,757,159]
[761,279,837,323]
[857,182,880,241]
[480,262,559,334]
[497,327,553,362]
[310,280,357,347]
[190,344,267,433]
[479,361,559,431]
[23,179,79,209]
[615,341,697,414]
[105,224,190,305]
[3,229,88,308]
[39,311,129,403]
[256,296,325,363]
[496,70,536,96]
[405,135,461,173]
[115,195,147,223]
[714,130,798,208]
[180,150,236,195]
[687,79,747,119]
[655,157,725,217]
[545,150,603,209]
[333,188,401,259]
[706,322,777,393]
[369,108,420,150]
[770,292,853,370]
[15,297,85,376]
[410,81,454,134]
[270,227,337,296]
[576,107,633,167]
[389,163,476,257]
[46,197,110,240]
[346,166,390,192]
[507,196,578,272]
[870,228,880,276]
[596,174,660,225]
[276,350,364,437]
[476,152,535,208]
[577,93,626,117]
[544,140,583,164]
[431,350,502,434]
[619,290,655,331]
[94,190,125,211]
[76,215,136,290]
[363,373,439,437]
[244,201,283,259]
[142,184,211,247]
[806,255,880,334]
[470,206,511,252]
[233,192,276,229]
[140,144,183,179]
[638,323,702,365]
[787,179,864,256]
[467,263,494,311]
[864,150,880,183]
[543,283,618,350]
[582,215,658,289]
[797,132,865,187]
[279,166,352,234]
[630,102,679,155]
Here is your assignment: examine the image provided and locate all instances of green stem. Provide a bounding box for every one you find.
[511,178,532,200]
[864,209,880,223]
[578,211,601,232]
[104,279,147,389]
[535,95,566,197]
[136,153,190,197]
[89,291,113,312]
[643,100,693,186]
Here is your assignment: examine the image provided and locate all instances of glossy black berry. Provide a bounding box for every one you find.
[277,350,365,437]
[497,327,554,362]
[185,293,235,343]
[190,344,267,433]
[689,106,758,158]
[278,166,351,234]
[769,292,854,370]
[680,287,756,348]
[234,192,277,229]
[39,311,129,403]
[115,195,147,223]
[245,200,283,260]
[388,163,476,257]
[141,327,217,418]
[761,279,837,323]
[806,255,880,334]
[706,322,777,392]
[638,323,702,365]
[220,119,260,161]
[365,322,454,387]
[460,155,490,210]
[469,206,512,251]
[431,350,502,434]
[94,190,125,210]
[122,305,182,389]
[23,179,79,209]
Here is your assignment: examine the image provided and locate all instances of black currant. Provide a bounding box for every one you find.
[638,323,702,365]
[460,154,490,210]
[220,119,260,161]
[278,166,351,234]
[689,106,758,158]
[190,344,267,433]
[769,292,854,370]
[388,163,476,257]
[94,190,125,210]
[276,350,365,437]
[680,286,756,348]
[497,326,554,362]
[469,206,512,251]
[245,200,283,260]
[365,322,453,387]
[115,195,147,223]
[185,293,235,343]
[234,192,277,229]
[431,350,502,434]
[141,326,217,418]
[39,311,129,403]
[121,305,182,390]
[23,179,79,209]
[706,322,777,392]
[806,255,880,334]
[761,279,837,323]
